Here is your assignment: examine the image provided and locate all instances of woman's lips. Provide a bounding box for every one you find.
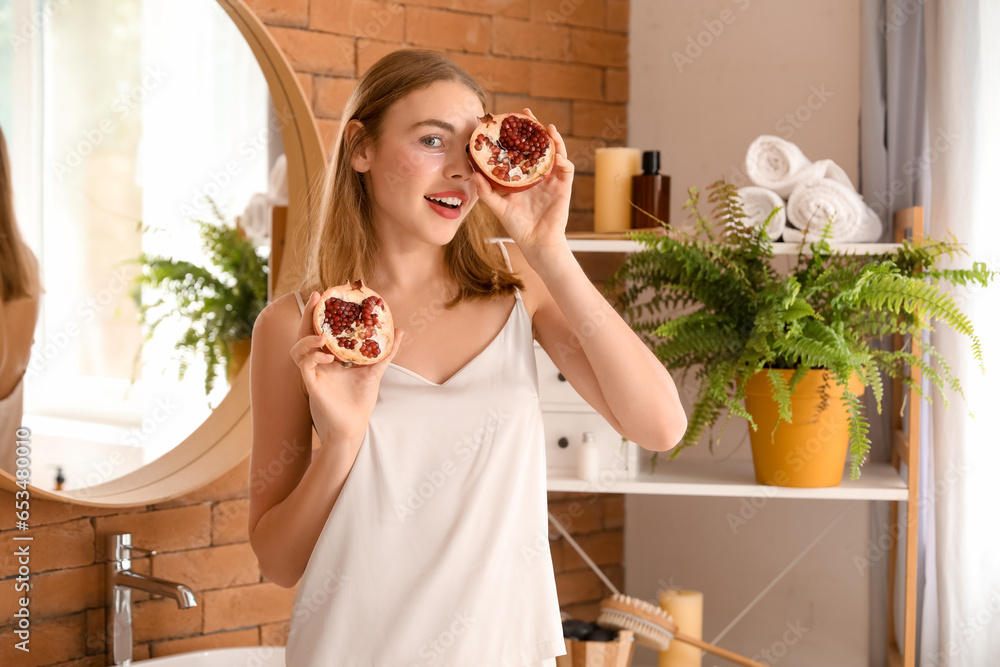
[424,196,462,219]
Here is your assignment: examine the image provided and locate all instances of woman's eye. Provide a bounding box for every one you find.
[421,136,444,149]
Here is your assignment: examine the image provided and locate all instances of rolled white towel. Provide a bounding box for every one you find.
[267,154,288,206]
[786,178,865,242]
[781,225,824,244]
[239,192,271,244]
[851,204,883,242]
[745,135,812,198]
[782,203,883,244]
[735,186,785,240]
[793,158,855,190]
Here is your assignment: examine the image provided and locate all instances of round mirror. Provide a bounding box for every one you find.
[0,0,323,504]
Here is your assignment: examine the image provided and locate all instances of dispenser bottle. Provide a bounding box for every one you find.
[578,431,599,482]
[630,150,671,229]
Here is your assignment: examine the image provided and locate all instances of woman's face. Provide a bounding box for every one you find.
[356,79,485,246]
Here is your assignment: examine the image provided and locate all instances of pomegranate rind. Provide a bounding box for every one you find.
[312,279,394,367]
[468,112,556,194]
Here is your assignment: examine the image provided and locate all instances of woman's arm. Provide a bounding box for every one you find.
[507,242,686,452]
[472,109,686,452]
[246,294,362,588]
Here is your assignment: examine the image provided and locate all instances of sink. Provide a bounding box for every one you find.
[132,646,285,666]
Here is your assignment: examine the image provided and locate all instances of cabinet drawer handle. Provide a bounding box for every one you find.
[557,436,569,449]
[557,373,566,382]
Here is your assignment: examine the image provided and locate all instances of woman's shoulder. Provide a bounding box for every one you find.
[253,290,308,344]
[260,288,307,318]
[496,241,542,320]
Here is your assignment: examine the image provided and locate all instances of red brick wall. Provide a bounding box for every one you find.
[257,0,629,234]
[0,2,628,664]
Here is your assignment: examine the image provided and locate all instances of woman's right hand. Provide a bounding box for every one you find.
[290,291,404,447]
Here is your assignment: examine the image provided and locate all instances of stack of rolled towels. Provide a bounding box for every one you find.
[736,135,882,243]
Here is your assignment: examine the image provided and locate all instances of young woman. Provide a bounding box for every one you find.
[0,125,43,474]
[248,49,686,666]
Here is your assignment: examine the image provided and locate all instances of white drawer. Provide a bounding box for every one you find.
[534,342,587,406]
[542,407,638,479]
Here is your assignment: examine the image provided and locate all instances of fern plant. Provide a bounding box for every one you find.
[606,180,996,479]
[128,198,269,398]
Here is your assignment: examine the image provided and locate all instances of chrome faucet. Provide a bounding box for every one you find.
[105,533,197,666]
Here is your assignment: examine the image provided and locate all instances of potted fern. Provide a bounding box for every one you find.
[128,198,269,399]
[606,180,995,485]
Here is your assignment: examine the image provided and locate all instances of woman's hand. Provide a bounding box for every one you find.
[472,108,574,256]
[289,292,404,447]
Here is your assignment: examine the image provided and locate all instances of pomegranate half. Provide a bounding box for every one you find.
[312,280,394,367]
[468,112,555,193]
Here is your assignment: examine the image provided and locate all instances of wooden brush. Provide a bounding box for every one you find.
[548,512,766,667]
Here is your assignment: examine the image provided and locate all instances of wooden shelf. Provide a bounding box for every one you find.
[493,234,902,255]
[565,236,901,255]
[547,459,908,501]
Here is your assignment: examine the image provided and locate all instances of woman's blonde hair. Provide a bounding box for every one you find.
[295,49,523,307]
[0,125,41,302]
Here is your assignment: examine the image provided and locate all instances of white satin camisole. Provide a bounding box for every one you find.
[283,241,564,667]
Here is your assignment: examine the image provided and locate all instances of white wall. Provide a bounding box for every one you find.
[630,0,861,228]
[626,2,873,665]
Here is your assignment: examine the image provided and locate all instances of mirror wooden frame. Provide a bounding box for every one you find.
[0,0,325,506]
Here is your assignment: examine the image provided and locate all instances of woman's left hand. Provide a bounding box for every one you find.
[471,108,574,256]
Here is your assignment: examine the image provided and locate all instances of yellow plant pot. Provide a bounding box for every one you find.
[744,369,864,488]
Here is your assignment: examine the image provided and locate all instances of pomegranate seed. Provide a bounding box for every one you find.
[360,339,381,359]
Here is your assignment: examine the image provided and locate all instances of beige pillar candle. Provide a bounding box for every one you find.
[594,147,641,232]
[658,589,704,667]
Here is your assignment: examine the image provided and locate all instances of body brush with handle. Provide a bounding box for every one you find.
[548,511,766,667]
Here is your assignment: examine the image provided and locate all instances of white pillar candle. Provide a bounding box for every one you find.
[594,147,641,232]
[658,589,704,667]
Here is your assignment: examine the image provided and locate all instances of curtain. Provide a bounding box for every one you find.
[922,1,1000,665]
[859,1,930,663]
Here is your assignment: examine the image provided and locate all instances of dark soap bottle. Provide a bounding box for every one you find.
[630,150,671,229]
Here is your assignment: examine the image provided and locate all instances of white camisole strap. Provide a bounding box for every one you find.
[496,238,513,271]
[494,239,524,303]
